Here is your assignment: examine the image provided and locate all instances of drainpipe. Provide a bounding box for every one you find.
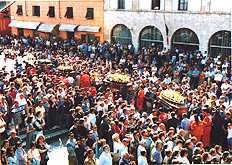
[25,0,27,16]
[59,0,61,18]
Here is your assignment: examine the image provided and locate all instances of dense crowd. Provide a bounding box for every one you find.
[0,34,232,165]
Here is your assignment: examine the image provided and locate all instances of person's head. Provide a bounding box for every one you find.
[86,148,94,158]
[214,145,222,153]
[6,146,14,157]
[16,141,22,148]
[30,143,36,150]
[10,129,17,138]
[171,112,175,118]
[185,139,193,149]
[141,150,146,157]
[165,149,172,157]
[222,151,230,161]
[209,148,216,156]
[1,140,9,148]
[175,140,183,147]
[211,156,220,164]
[36,135,45,144]
[36,111,42,118]
[103,144,110,153]
[192,155,202,164]
[191,136,197,144]
[112,133,120,142]
[156,141,163,150]
[178,129,185,137]
[122,138,130,146]
[180,148,188,157]
[202,152,211,163]
[193,147,202,155]
[68,132,75,139]
[182,113,187,119]
[123,152,130,161]
[99,139,106,146]
[196,141,204,148]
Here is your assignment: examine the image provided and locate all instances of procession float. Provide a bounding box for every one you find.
[159,89,187,115]
[104,72,131,91]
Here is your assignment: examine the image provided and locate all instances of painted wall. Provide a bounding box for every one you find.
[10,0,104,41]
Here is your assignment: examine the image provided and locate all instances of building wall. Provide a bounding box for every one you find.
[10,0,104,41]
[106,0,232,12]
[104,0,231,52]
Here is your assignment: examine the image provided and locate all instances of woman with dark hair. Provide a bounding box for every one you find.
[1,140,9,151]
[6,146,16,165]
[36,135,49,165]
[202,109,212,148]
[190,115,204,142]
[27,143,41,165]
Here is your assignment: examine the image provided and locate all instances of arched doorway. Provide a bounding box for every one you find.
[111,24,132,45]
[171,28,199,52]
[208,30,231,57]
[139,26,163,49]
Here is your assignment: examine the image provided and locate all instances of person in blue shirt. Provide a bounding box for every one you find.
[151,141,163,165]
[180,113,190,137]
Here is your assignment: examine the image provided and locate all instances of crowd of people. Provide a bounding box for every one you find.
[0,34,232,165]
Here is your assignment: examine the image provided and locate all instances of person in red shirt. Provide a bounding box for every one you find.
[202,109,212,148]
[80,71,91,89]
[190,115,204,142]
[136,86,145,112]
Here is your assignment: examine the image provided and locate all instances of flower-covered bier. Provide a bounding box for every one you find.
[107,73,131,84]
[160,89,185,104]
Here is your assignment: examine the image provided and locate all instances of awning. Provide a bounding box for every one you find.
[59,24,77,32]
[77,25,100,33]
[37,23,57,33]
[9,20,40,30]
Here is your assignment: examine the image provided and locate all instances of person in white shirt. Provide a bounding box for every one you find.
[227,123,232,150]
[221,80,231,94]
[0,111,6,139]
[178,148,190,164]
[27,143,41,165]
[99,144,112,165]
[138,150,148,165]
[137,140,146,158]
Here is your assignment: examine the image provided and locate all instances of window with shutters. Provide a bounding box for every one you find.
[16,5,23,15]
[118,0,125,9]
[178,0,188,11]
[32,6,40,16]
[47,6,55,17]
[151,0,160,10]
[65,7,73,18]
[86,8,94,19]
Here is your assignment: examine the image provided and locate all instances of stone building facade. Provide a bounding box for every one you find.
[104,0,231,56]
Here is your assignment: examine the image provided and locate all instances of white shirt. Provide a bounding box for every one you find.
[178,156,190,164]
[0,117,6,133]
[138,156,148,165]
[227,128,232,139]
[214,73,223,82]
[99,152,112,165]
